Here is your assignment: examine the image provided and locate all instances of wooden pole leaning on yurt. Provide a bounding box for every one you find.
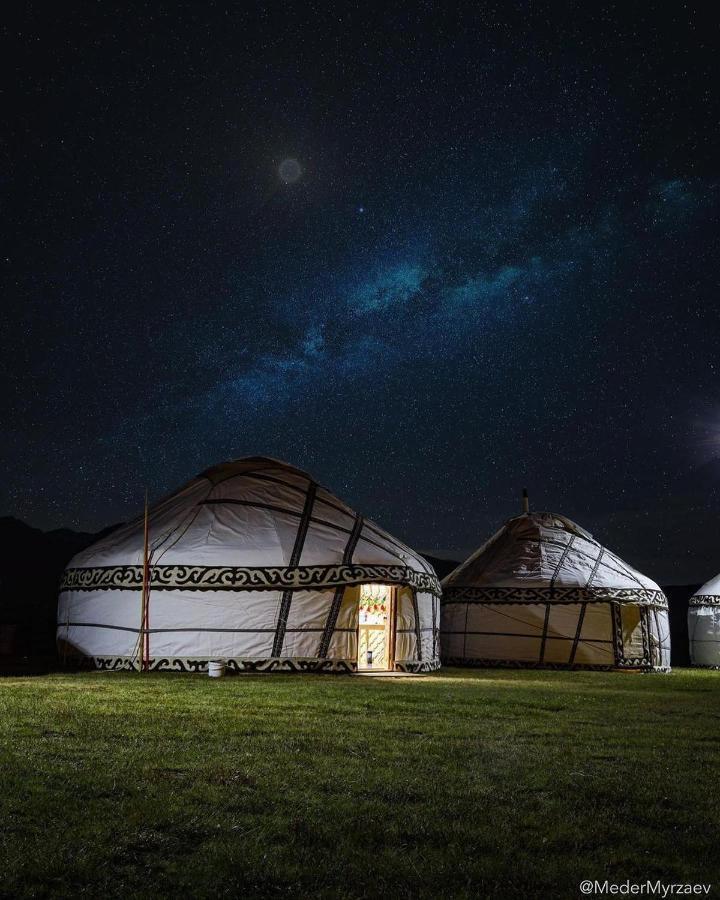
[522,488,530,515]
[139,490,150,673]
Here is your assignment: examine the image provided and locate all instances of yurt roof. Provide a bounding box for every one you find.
[442,511,665,605]
[690,573,720,606]
[61,457,440,596]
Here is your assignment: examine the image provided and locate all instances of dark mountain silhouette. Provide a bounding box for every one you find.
[0,517,119,672]
[422,554,461,581]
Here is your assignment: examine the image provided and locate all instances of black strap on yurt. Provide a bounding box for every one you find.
[272,482,317,658]
[412,588,423,662]
[538,603,552,663]
[568,602,587,665]
[317,513,364,659]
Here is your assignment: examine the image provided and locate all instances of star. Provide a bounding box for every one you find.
[278,158,302,184]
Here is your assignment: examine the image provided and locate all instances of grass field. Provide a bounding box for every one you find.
[0,668,718,899]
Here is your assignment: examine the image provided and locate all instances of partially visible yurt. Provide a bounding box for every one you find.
[441,509,670,671]
[688,576,720,668]
[58,457,441,673]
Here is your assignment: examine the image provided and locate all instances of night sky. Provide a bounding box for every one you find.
[4,4,719,582]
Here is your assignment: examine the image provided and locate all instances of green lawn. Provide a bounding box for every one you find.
[0,669,718,899]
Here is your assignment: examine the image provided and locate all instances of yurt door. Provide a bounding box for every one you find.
[357,585,396,671]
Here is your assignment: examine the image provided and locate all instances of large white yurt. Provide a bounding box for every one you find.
[58,457,441,673]
[441,511,671,671]
[688,576,720,668]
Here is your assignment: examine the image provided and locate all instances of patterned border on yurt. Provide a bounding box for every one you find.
[60,563,441,597]
[440,656,668,673]
[689,596,720,606]
[441,586,668,607]
[63,655,441,675]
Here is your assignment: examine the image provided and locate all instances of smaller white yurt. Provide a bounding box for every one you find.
[441,510,671,671]
[688,576,720,668]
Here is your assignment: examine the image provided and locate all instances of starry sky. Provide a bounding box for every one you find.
[4,3,719,582]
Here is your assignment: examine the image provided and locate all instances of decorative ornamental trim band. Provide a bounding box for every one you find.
[689,595,720,606]
[63,655,442,674]
[440,656,670,673]
[60,563,441,596]
[84,655,358,674]
[441,586,668,608]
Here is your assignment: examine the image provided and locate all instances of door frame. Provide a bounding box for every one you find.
[357,584,398,672]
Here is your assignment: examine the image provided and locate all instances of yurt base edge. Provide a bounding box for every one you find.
[64,655,442,675]
[441,656,671,673]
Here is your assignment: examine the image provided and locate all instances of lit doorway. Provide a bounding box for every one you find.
[357,584,396,671]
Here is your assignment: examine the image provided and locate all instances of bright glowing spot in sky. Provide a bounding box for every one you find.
[278,158,302,183]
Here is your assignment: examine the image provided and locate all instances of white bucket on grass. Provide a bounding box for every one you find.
[208,660,226,678]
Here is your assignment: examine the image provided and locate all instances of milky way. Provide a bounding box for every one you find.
[4,4,719,581]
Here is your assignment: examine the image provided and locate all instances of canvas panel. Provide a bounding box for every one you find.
[337,585,360,631]
[140,589,279,659]
[396,585,416,633]
[62,622,138,658]
[326,627,357,662]
[415,591,434,628]
[545,601,615,665]
[58,589,142,631]
[463,632,542,662]
[574,603,615,665]
[282,590,336,656]
[440,602,468,633]
[150,627,274,659]
[394,629,416,664]
[281,628,331,659]
[540,541,587,590]
[542,637,573,664]
[161,504,297,566]
[416,591,437,662]
[208,474,306,509]
[544,603,613,664]
[322,585,359,660]
[109,502,295,567]
[284,590,333,632]
[440,628,465,658]
[572,637,615,665]
[395,585,418,662]
[451,522,541,588]
[647,607,671,668]
[620,604,645,660]
[546,604,582,639]
[299,519,354,566]
[465,602,547,636]
[353,536,410,567]
[688,606,720,666]
[312,490,357,530]
[579,603,613,642]
[148,590,282,634]
[361,524,424,568]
